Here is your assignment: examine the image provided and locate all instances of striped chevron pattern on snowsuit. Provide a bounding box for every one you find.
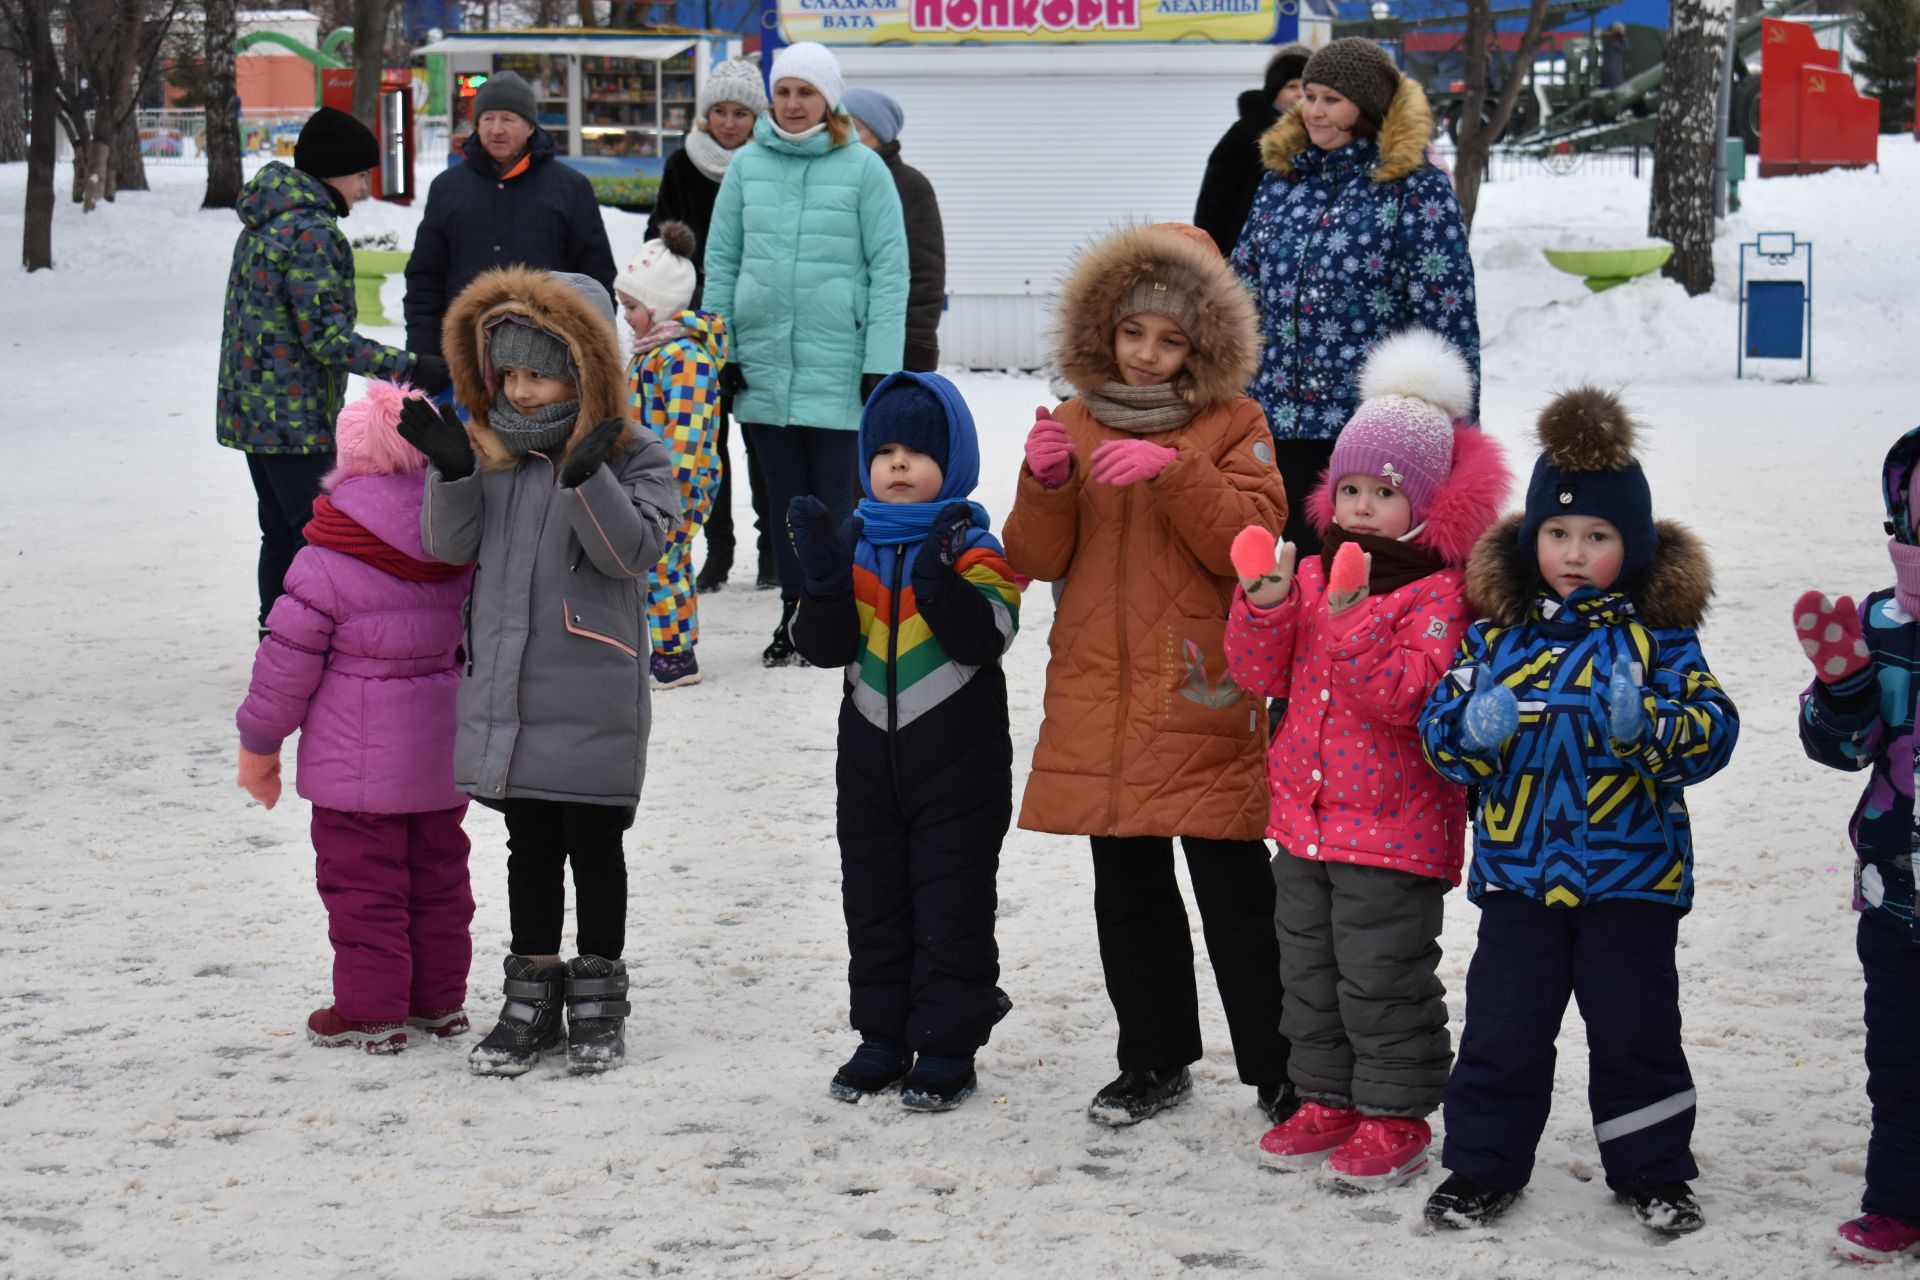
[847,542,1020,733]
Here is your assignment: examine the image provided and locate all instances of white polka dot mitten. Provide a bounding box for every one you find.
[1793,590,1870,684]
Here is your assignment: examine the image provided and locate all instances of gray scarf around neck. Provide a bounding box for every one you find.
[1082,379,1195,433]
[683,127,736,182]
[488,397,579,456]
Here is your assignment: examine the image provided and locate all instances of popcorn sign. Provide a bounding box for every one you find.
[776,0,1286,43]
[913,0,1140,33]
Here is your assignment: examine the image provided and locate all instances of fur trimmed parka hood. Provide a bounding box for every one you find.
[1053,222,1262,414]
[1465,511,1714,631]
[1258,75,1434,184]
[443,265,632,472]
[1306,425,1512,568]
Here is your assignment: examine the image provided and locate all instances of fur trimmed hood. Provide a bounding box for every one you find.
[443,265,632,472]
[1465,511,1715,631]
[1258,75,1433,184]
[1053,223,1261,414]
[1306,425,1511,568]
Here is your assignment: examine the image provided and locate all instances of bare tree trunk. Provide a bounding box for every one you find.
[0,55,25,162]
[1649,0,1732,296]
[202,0,243,208]
[114,105,147,190]
[17,0,57,268]
[349,0,389,129]
[1452,0,1550,228]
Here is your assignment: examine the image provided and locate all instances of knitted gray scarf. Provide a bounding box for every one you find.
[488,398,578,456]
[1082,380,1195,433]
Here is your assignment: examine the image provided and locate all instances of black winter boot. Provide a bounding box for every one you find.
[829,1039,912,1102]
[1425,1171,1522,1228]
[762,599,804,668]
[900,1055,977,1113]
[468,955,567,1077]
[564,955,630,1075]
[1618,1181,1704,1234]
[1087,1067,1192,1126]
[1257,1081,1302,1126]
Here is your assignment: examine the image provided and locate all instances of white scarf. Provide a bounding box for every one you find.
[683,127,735,183]
[770,120,827,143]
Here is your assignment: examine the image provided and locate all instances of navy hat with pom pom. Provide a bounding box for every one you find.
[1518,387,1656,586]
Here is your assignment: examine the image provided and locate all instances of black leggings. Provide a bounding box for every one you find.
[501,800,628,960]
[247,451,334,627]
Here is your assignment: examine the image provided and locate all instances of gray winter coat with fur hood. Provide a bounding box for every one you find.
[421,266,681,811]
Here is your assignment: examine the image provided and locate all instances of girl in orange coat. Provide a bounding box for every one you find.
[1004,222,1293,1129]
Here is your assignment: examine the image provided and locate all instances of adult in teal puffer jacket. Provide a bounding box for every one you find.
[702,42,910,666]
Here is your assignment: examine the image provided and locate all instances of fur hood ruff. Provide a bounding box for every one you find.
[1053,224,1262,414]
[443,265,632,472]
[1305,425,1511,569]
[1258,75,1434,184]
[1465,511,1715,631]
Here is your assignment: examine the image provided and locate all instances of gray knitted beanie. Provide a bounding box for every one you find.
[1302,38,1401,127]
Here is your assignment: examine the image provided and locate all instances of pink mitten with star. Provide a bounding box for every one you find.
[1325,542,1372,622]
[1088,438,1176,487]
[1794,590,1869,683]
[1231,526,1295,608]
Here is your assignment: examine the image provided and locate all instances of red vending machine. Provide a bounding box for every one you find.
[319,68,418,204]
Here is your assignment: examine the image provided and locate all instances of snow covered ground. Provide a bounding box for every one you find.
[2,141,1918,1277]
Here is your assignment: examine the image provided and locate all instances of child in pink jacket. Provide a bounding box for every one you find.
[1222,329,1509,1190]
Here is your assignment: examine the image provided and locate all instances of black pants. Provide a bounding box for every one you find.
[1089,835,1289,1085]
[838,747,1011,1058]
[1271,437,1337,555]
[246,451,335,627]
[1442,892,1697,1193]
[744,423,859,601]
[1861,906,1920,1220]
[702,407,773,578]
[501,799,629,960]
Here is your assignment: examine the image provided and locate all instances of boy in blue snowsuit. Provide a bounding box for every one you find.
[1416,387,1739,1233]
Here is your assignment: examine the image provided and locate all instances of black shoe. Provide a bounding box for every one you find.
[695,557,729,593]
[762,600,806,668]
[468,955,567,1077]
[1256,1081,1301,1126]
[1618,1181,1704,1234]
[1425,1171,1522,1228]
[830,1039,912,1102]
[1087,1067,1192,1126]
[563,955,630,1075]
[755,561,779,591]
[900,1055,977,1112]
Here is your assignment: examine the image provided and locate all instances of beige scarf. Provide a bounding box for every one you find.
[1082,380,1194,434]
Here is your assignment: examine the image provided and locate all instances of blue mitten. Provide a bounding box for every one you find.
[787,495,862,598]
[1458,665,1520,754]
[1607,664,1648,744]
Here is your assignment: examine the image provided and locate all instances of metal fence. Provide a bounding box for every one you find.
[64,109,452,168]
[1431,144,1654,182]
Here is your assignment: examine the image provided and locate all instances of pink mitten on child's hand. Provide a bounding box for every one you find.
[237,745,282,810]
[1324,543,1373,622]
[1232,525,1295,608]
[1794,590,1870,683]
[1089,438,1176,487]
[1025,407,1074,488]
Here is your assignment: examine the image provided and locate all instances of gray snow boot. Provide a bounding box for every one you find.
[564,955,630,1075]
[468,955,567,1077]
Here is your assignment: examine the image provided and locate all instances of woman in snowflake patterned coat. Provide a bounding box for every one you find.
[1232,39,1480,553]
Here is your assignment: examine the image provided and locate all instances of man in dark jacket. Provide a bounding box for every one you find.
[403,71,619,368]
[1193,44,1310,257]
[844,88,944,372]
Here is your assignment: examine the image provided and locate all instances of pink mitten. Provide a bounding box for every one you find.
[1025,407,1074,488]
[1089,438,1177,487]
[1794,590,1870,683]
[1325,543,1373,622]
[1230,526,1276,581]
[237,745,282,810]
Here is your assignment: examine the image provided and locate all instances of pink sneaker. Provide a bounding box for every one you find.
[306,1007,406,1054]
[1256,1101,1363,1171]
[1836,1214,1920,1263]
[1326,1116,1432,1189]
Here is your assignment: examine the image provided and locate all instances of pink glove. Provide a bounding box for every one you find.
[1325,542,1373,622]
[1089,438,1176,487]
[237,745,282,810]
[1794,590,1870,683]
[1025,407,1074,488]
[1231,525,1295,608]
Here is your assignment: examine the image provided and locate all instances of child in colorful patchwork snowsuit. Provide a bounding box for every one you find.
[1222,328,1509,1189]
[398,267,681,1078]
[787,371,1020,1112]
[616,222,729,689]
[234,378,474,1055]
[1795,423,1920,1265]
[1417,388,1738,1233]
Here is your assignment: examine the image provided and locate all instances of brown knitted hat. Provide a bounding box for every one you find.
[1112,223,1220,336]
[1302,38,1401,126]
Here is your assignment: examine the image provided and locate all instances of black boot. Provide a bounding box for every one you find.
[762,599,804,668]
[694,556,729,593]
[1087,1067,1192,1126]
[1618,1181,1704,1234]
[468,955,567,1077]
[1257,1081,1302,1126]
[1425,1171,1522,1228]
[829,1038,912,1102]
[564,955,630,1075]
[901,1055,978,1113]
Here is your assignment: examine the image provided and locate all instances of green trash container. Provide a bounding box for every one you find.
[351,249,411,327]
[1725,138,1746,214]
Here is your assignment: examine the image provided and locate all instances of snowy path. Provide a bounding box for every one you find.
[1,149,1917,1276]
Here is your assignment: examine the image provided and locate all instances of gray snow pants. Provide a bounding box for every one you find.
[1272,852,1452,1117]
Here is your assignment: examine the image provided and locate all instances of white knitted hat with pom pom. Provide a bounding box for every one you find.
[1325,327,1474,522]
[614,221,699,318]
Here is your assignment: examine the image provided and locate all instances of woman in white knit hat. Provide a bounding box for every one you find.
[703,42,910,667]
[648,57,773,595]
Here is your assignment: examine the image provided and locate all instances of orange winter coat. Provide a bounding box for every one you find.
[1005,394,1287,840]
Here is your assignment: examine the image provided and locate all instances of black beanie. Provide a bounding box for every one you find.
[865,378,949,474]
[1263,43,1311,99]
[1517,387,1657,588]
[294,107,380,180]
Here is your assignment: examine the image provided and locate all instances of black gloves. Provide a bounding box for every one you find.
[409,353,452,395]
[558,418,624,489]
[397,395,475,481]
[719,364,750,396]
[910,502,976,603]
[787,495,862,599]
[861,372,886,404]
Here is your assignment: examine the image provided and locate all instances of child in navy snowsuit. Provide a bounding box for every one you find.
[787,371,1021,1112]
[1417,388,1738,1234]
[1797,423,1920,1265]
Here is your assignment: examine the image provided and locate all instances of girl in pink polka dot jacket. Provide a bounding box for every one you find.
[1222,327,1510,1192]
